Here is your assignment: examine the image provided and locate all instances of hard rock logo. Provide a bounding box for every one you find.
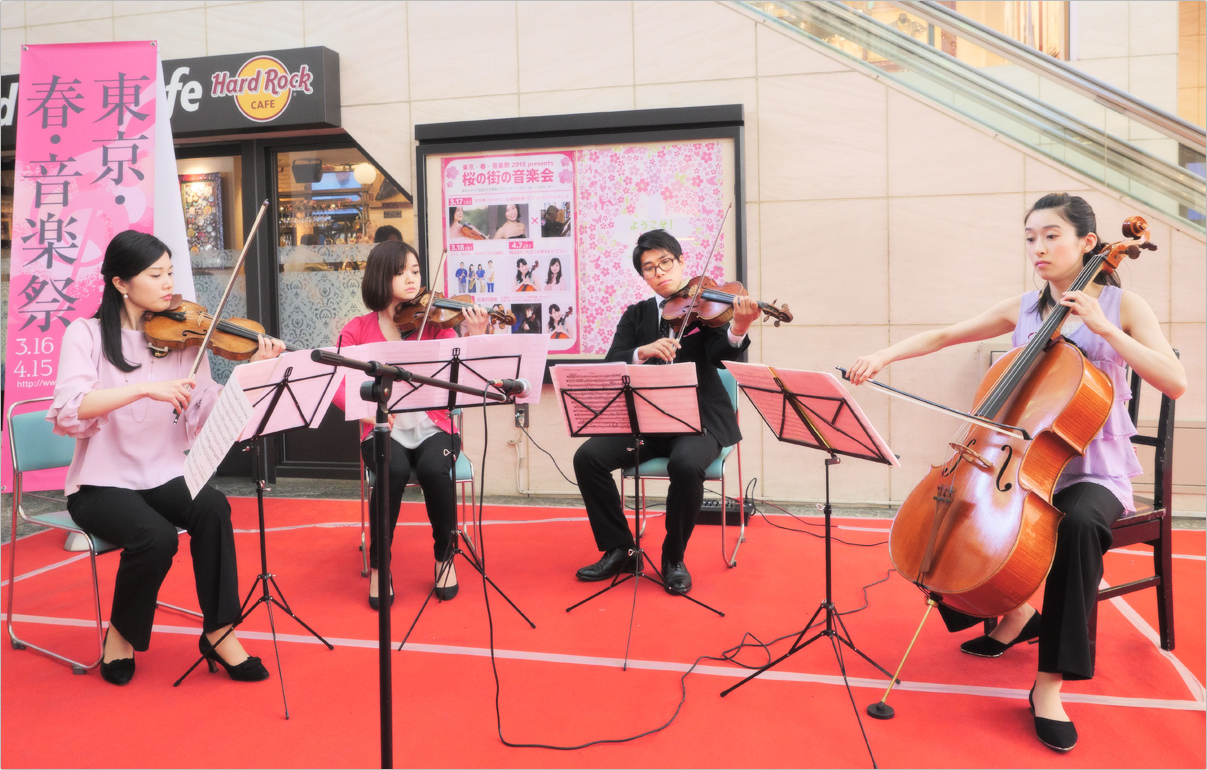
[210,56,314,123]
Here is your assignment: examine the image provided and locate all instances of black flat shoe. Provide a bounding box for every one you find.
[369,574,395,610]
[661,560,692,595]
[199,633,269,682]
[960,611,1041,658]
[576,547,636,581]
[434,561,459,601]
[1030,686,1077,751]
[99,627,135,686]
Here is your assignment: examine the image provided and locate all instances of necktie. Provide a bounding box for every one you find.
[657,299,670,340]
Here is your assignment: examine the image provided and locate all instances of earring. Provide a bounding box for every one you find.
[122,293,128,298]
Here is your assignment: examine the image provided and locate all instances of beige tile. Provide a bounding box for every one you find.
[303,1,406,105]
[26,0,109,25]
[1,1,26,29]
[114,8,206,59]
[1170,229,1207,323]
[1080,191,1172,323]
[757,324,893,502]
[343,101,411,197]
[1170,322,1205,420]
[1,24,24,74]
[114,1,204,14]
[760,199,888,326]
[205,2,303,55]
[1024,157,1094,194]
[755,21,848,76]
[888,194,1026,326]
[980,62,1041,98]
[1128,0,1179,56]
[410,94,519,129]
[887,92,1025,197]
[26,17,113,44]
[1129,137,1181,165]
[1129,54,1180,131]
[519,86,635,118]
[1074,0,1130,61]
[1043,58,1130,138]
[744,201,761,302]
[636,78,758,197]
[758,72,887,201]
[633,0,755,85]
[407,1,517,101]
[517,1,632,92]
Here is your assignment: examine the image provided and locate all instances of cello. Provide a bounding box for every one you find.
[866,215,1157,717]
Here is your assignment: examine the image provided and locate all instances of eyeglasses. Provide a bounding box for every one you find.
[640,256,678,277]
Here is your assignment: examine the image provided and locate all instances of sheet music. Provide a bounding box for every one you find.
[551,362,700,436]
[237,350,343,440]
[339,334,548,421]
[183,370,254,498]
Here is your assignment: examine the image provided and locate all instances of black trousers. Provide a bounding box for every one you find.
[572,433,722,565]
[938,481,1124,680]
[360,431,460,566]
[66,478,241,651]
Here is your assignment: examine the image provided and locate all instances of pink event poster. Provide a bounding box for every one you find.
[3,42,160,490]
[442,152,578,354]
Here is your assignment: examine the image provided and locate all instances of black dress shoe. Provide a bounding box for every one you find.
[960,611,1041,658]
[661,560,692,595]
[369,573,394,610]
[1029,686,1077,751]
[434,561,459,601]
[576,547,636,581]
[99,628,135,686]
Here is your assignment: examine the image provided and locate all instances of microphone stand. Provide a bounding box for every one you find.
[309,350,513,770]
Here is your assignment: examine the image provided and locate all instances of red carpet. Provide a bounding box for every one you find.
[3,497,1204,768]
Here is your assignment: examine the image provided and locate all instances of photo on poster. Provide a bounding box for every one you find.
[512,256,541,293]
[510,303,542,334]
[488,202,529,240]
[446,205,489,242]
[539,256,571,292]
[540,202,571,238]
[547,303,574,341]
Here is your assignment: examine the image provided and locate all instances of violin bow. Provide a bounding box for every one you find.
[416,249,449,340]
[175,199,271,424]
[835,367,1031,441]
[670,202,732,349]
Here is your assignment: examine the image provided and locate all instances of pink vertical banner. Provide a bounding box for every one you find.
[3,41,159,492]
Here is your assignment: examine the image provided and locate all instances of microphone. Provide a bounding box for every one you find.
[488,378,531,398]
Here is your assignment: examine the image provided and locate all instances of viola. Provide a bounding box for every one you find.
[144,296,297,361]
[460,224,486,240]
[393,288,515,333]
[887,216,1154,618]
[660,275,793,333]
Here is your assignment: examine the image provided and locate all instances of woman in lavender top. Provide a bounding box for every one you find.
[49,231,286,686]
[846,194,1185,752]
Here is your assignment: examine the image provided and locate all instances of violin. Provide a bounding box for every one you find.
[886,216,1154,619]
[661,275,793,333]
[144,296,297,361]
[393,288,515,333]
[460,224,486,240]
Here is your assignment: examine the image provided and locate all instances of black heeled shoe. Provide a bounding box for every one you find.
[199,633,269,682]
[99,628,135,686]
[960,611,1041,658]
[369,573,394,610]
[1029,686,1077,751]
[434,560,458,601]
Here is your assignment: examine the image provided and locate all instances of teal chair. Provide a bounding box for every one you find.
[357,410,477,576]
[620,368,746,567]
[5,397,199,674]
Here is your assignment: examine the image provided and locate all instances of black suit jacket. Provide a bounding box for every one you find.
[603,297,748,447]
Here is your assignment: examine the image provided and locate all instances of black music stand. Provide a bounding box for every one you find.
[556,363,724,669]
[717,363,897,706]
[174,351,339,718]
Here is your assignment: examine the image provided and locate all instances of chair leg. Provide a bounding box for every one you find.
[461,479,480,562]
[1156,510,1175,651]
[1088,592,1100,673]
[721,471,744,568]
[358,459,370,578]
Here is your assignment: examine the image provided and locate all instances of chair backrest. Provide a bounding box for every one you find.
[1125,350,1177,513]
[7,398,76,475]
[718,368,739,412]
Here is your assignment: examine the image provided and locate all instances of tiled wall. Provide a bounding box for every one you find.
[1,1,1203,512]
[1177,0,1206,127]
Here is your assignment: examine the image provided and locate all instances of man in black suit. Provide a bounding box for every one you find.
[572,229,759,594]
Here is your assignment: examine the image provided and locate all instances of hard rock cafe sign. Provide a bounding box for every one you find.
[210,55,315,123]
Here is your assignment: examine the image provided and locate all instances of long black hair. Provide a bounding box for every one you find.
[94,230,172,373]
[545,257,562,286]
[547,303,561,333]
[514,257,528,285]
[1026,193,1118,317]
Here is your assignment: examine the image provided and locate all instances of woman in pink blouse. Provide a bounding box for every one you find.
[333,240,489,608]
[50,230,286,686]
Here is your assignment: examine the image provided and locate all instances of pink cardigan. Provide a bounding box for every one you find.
[332,312,458,441]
